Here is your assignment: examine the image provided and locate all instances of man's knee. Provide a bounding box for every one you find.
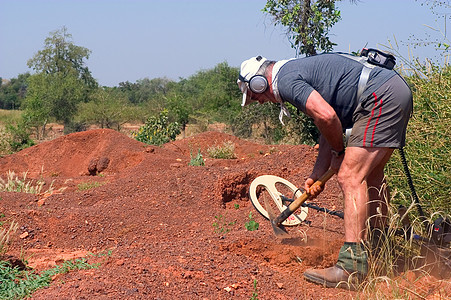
[337,167,364,191]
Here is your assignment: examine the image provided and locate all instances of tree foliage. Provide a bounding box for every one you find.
[27,26,96,89]
[231,102,318,145]
[24,71,86,137]
[0,73,30,109]
[118,77,174,105]
[118,61,241,129]
[231,103,282,143]
[263,0,341,56]
[77,88,138,129]
[24,27,97,135]
[174,62,241,123]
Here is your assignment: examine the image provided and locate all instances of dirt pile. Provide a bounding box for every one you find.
[0,129,149,177]
[0,129,448,299]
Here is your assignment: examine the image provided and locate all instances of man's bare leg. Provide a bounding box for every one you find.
[303,147,393,289]
[338,147,393,242]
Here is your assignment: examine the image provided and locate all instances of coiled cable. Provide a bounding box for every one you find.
[398,147,427,223]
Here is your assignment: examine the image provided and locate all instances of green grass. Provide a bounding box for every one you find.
[0,257,99,299]
[77,181,104,191]
[386,65,451,214]
[0,109,22,126]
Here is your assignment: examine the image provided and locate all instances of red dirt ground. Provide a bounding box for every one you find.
[0,129,449,299]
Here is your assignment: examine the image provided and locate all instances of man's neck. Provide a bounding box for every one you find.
[266,62,275,94]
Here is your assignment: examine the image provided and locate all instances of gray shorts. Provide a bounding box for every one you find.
[347,74,413,148]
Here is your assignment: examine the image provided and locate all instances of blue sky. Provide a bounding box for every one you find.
[0,0,447,86]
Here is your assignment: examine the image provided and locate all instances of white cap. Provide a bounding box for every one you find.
[237,56,268,106]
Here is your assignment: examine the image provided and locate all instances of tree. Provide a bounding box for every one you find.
[0,73,30,109]
[24,26,97,135]
[259,0,341,144]
[263,0,342,56]
[166,91,190,137]
[77,88,138,129]
[24,70,85,137]
[174,62,241,124]
[27,27,96,88]
[118,77,173,105]
[232,102,319,145]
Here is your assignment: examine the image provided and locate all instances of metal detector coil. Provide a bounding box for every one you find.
[249,175,308,226]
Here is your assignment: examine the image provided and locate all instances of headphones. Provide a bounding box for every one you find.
[239,57,270,94]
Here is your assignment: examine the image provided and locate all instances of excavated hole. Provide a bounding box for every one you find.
[216,171,257,204]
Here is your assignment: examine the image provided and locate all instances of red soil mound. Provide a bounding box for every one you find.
[0,129,149,177]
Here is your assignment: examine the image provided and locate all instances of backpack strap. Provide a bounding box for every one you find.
[357,66,372,100]
[338,53,375,100]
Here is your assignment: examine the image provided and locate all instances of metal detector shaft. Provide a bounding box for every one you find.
[272,169,335,227]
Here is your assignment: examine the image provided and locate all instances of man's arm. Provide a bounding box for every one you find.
[303,90,345,197]
[304,90,344,153]
[311,135,332,180]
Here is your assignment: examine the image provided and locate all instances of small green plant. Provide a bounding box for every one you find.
[207,141,236,159]
[188,149,205,166]
[77,181,104,191]
[234,203,240,209]
[245,212,259,231]
[250,279,259,300]
[93,249,113,257]
[0,171,56,194]
[212,214,236,234]
[133,110,180,146]
[0,257,99,299]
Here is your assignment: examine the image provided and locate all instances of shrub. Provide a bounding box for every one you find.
[231,102,319,145]
[207,141,236,159]
[4,121,35,153]
[133,110,180,146]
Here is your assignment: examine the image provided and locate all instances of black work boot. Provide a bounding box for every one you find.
[303,242,368,290]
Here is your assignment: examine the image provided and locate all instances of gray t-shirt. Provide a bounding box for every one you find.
[276,53,396,128]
